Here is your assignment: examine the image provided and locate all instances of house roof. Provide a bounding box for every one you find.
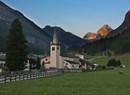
[65,60,79,65]
[41,56,50,59]
[0,54,6,60]
[27,53,38,61]
[79,59,95,66]
[75,52,84,55]
[61,53,79,58]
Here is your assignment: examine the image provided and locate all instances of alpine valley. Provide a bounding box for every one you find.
[0,1,130,55]
[0,1,86,54]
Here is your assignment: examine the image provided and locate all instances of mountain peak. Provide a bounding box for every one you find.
[83,24,113,41]
[43,25,86,48]
[97,24,113,37]
[83,32,97,40]
[103,24,109,27]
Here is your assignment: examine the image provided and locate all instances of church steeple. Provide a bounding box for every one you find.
[51,27,59,45]
[50,26,61,68]
[52,29,58,44]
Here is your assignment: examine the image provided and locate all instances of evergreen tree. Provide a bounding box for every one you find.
[6,19,27,71]
[107,51,112,59]
[36,57,41,69]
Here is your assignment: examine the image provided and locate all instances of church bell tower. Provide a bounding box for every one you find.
[50,27,61,68]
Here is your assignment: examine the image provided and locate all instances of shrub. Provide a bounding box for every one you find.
[107,58,122,67]
[102,66,106,69]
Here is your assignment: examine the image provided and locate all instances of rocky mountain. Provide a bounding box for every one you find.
[107,10,130,38]
[83,24,113,41]
[0,1,86,54]
[84,10,130,54]
[97,24,113,37]
[0,1,52,54]
[83,32,97,40]
[43,25,86,48]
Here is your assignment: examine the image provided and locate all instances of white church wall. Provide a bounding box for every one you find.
[50,44,60,68]
[41,56,50,65]
[0,68,2,73]
[59,56,63,68]
[44,64,51,68]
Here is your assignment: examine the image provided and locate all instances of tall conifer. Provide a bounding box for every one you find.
[6,19,27,71]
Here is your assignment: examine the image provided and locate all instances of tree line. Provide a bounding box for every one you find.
[83,28,130,55]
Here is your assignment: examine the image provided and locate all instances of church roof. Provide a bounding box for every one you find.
[61,53,79,58]
[65,60,79,64]
[79,59,95,66]
[52,28,59,44]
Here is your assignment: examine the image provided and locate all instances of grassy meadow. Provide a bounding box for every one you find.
[86,53,130,66]
[0,54,130,95]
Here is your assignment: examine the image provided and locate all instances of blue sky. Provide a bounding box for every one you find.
[2,0,130,37]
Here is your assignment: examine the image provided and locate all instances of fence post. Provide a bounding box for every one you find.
[4,76,6,83]
[23,74,24,80]
[37,73,39,78]
[36,73,38,78]
[46,72,47,77]
[42,72,43,77]
[33,73,34,78]
[30,74,31,79]
[15,75,16,81]
[19,75,20,80]
[10,76,11,82]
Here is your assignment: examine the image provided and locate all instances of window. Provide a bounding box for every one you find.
[72,65,74,67]
[46,59,47,61]
[66,63,68,65]
[57,47,59,50]
[52,47,55,51]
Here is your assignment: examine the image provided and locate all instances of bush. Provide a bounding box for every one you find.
[102,66,106,69]
[107,58,122,67]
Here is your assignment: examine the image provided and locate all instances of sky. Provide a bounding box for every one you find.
[2,0,130,37]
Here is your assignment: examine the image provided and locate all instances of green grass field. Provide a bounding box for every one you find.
[0,54,130,95]
[86,53,130,66]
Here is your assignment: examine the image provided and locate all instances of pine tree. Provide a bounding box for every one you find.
[36,57,41,69]
[6,19,27,71]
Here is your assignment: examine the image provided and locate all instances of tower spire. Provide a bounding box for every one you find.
[52,26,59,44]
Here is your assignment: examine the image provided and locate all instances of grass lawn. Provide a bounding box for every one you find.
[0,54,130,95]
[86,53,130,66]
[0,67,130,95]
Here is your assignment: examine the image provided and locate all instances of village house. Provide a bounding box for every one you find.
[0,53,38,72]
[0,53,6,72]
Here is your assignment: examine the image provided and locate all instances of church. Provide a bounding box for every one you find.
[40,29,96,69]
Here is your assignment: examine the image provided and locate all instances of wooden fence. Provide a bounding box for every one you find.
[0,71,63,84]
